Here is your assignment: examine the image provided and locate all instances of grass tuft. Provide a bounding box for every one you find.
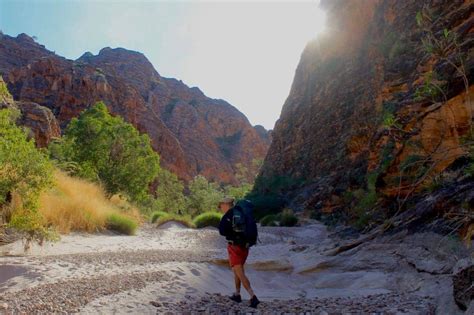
[151,211,168,223]
[155,213,195,229]
[193,212,222,228]
[106,213,138,235]
[260,214,278,226]
[38,170,139,234]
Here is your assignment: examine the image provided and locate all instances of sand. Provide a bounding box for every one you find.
[0,221,469,314]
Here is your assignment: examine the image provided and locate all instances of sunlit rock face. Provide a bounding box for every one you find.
[0,34,270,184]
[0,76,60,147]
[256,0,473,214]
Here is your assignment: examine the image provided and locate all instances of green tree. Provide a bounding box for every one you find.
[51,102,160,203]
[187,175,224,216]
[153,169,187,214]
[0,108,54,242]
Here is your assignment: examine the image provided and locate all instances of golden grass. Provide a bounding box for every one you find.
[39,170,141,234]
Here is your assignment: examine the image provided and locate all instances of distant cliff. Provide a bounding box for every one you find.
[0,33,271,183]
[255,0,473,224]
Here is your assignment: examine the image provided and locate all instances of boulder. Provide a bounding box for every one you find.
[453,257,474,310]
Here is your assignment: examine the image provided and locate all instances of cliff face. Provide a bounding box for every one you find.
[0,34,270,183]
[256,0,473,217]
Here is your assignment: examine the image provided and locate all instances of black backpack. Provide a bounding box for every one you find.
[219,200,258,247]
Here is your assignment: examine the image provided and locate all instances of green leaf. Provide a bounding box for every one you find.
[416,12,422,26]
[443,28,449,38]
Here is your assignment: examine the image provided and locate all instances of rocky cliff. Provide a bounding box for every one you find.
[255,0,473,225]
[0,33,270,183]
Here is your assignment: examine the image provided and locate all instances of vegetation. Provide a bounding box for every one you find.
[260,214,278,227]
[193,211,223,228]
[150,211,168,223]
[0,108,55,244]
[152,169,187,215]
[106,213,138,235]
[279,209,298,227]
[39,171,139,234]
[186,175,224,216]
[154,213,195,229]
[49,102,160,203]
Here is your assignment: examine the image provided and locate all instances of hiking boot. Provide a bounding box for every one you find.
[229,293,242,303]
[249,295,260,308]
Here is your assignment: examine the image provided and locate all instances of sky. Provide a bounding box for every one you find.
[0,0,326,130]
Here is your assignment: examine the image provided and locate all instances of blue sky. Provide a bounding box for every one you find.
[0,0,326,130]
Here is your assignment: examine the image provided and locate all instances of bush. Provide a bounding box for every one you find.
[155,214,195,229]
[260,214,278,227]
[106,213,138,235]
[279,209,298,227]
[0,108,54,244]
[150,211,168,223]
[193,212,222,228]
[247,194,285,220]
[187,175,224,216]
[49,102,160,203]
[152,169,187,214]
[39,171,141,234]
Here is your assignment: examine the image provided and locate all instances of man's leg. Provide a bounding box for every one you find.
[232,265,255,297]
[233,268,241,295]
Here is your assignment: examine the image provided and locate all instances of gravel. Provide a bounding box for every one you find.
[0,271,169,314]
[152,292,435,315]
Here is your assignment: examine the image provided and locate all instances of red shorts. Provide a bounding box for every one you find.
[227,244,249,267]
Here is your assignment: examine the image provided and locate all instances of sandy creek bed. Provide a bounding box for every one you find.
[0,221,470,314]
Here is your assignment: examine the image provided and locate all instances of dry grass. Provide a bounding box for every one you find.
[39,171,140,234]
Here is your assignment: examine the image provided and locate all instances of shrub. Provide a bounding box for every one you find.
[150,211,168,223]
[0,108,54,244]
[155,213,195,229]
[247,194,285,219]
[260,214,278,227]
[193,212,222,228]
[187,175,224,216]
[39,171,140,234]
[106,213,138,235]
[49,102,160,203]
[279,209,298,227]
[153,169,187,214]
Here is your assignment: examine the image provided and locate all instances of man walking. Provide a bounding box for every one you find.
[218,197,260,308]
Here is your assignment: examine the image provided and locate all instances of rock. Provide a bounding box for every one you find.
[0,303,8,310]
[254,0,474,216]
[0,35,270,184]
[0,76,60,147]
[453,257,474,310]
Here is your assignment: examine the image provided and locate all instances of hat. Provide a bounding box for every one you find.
[219,196,235,204]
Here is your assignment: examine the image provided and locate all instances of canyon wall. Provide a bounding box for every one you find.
[255,0,473,220]
[0,33,270,183]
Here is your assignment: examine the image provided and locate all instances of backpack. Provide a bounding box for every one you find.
[219,200,258,247]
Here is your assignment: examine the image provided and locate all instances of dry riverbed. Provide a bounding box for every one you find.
[0,221,471,314]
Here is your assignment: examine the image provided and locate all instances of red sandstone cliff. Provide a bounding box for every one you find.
[0,33,270,183]
[255,0,473,222]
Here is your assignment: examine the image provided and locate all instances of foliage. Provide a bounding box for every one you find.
[0,108,54,244]
[154,213,195,229]
[279,209,298,227]
[247,193,285,220]
[106,213,138,235]
[150,211,168,223]
[193,211,223,228]
[50,102,160,203]
[153,169,187,215]
[225,182,252,200]
[260,214,278,227]
[186,175,224,216]
[39,170,140,234]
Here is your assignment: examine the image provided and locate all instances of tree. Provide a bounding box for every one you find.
[153,169,187,214]
[0,108,54,242]
[187,175,224,216]
[51,102,160,203]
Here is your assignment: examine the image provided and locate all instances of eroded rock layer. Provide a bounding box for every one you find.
[0,33,270,183]
[256,0,473,214]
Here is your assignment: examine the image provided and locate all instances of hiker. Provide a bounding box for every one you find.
[218,197,260,308]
